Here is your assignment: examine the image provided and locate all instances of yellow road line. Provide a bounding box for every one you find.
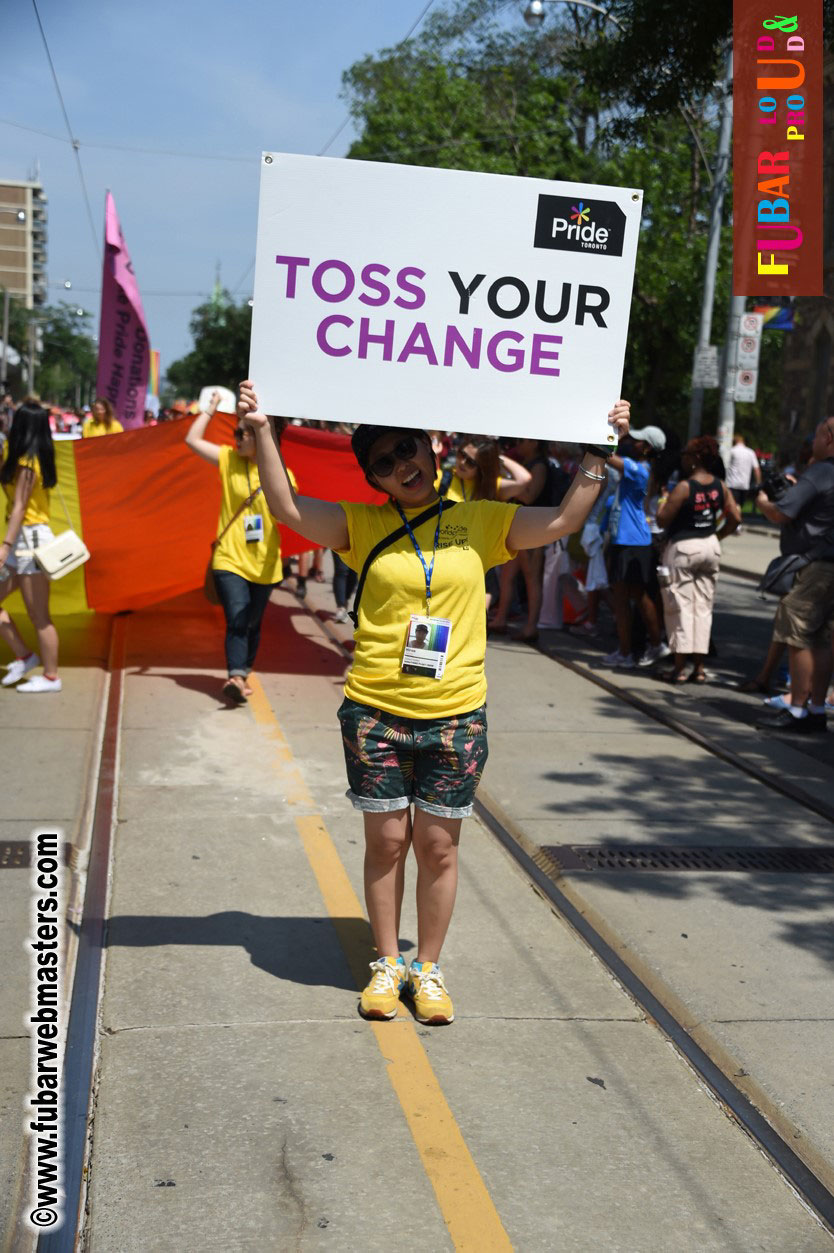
[245,676,316,808]
[249,676,512,1252]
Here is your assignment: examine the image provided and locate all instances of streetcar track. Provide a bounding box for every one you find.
[36,615,127,1253]
[306,594,834,1233]
[472,787,834,1235]
[312,591,833,828]
[534,641,834,826]
[39,592,833,1245]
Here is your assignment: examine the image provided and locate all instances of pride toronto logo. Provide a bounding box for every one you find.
[533,195,626,256]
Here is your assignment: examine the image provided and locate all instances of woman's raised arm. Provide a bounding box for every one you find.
[239,381,350,552]
[184,391,222,464]
[497,454,534,502]
[507,400,630,550]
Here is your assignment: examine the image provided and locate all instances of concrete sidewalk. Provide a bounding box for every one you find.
[0,612,111,1248]
[718,524,779,580]
[76,586,830,1249]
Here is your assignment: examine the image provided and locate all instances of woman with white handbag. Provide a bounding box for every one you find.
[0,401,62,693]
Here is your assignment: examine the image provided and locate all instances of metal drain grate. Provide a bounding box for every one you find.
[0,842,71,870]
[540,845,834,873]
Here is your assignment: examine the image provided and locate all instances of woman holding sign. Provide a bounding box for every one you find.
[238,380,629,1024]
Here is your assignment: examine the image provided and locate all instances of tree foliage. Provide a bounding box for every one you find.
[35,303,98,407]
[342,2,740,437]
[573,0,833,124]
[165,291,252,398]
[1,297,97,406]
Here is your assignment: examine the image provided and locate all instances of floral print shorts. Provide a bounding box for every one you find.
[336,697,489,819]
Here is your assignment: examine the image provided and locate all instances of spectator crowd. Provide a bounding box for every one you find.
[2,385,833,734]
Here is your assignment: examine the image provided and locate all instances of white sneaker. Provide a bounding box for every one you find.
[2,653,40,686]
[603,649,635,669]
[569,620,599,638]
[333,607,348,623]
[638,642,671,667]
[17,674,62,694]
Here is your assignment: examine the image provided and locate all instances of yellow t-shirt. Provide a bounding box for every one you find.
[441,472,507,503]
[3,455,51,526]
[212,446,297,584]
[337,498,518,718]
[82,416,124,438]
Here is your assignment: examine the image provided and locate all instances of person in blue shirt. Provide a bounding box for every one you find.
[603,426,669,669]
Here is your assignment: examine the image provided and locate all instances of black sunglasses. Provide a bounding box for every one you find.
[456,449,477,469]
[368,434,419,479]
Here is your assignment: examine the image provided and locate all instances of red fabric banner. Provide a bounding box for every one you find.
[74,417,378,613]
[733,1,823,297]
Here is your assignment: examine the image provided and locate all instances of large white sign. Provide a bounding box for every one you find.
[250,153,643,444]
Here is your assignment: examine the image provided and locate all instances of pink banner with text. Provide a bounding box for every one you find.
[96,193,151,428]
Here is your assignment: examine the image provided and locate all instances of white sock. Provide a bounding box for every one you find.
[788,704,807,718]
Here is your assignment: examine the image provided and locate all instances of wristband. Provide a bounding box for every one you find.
[578,466,607,482]
[581,443,616,460]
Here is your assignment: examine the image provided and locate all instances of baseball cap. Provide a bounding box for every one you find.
[629,425,667,451]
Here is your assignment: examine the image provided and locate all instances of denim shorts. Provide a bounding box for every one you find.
[336,697,489,819]
[6,524,55,576]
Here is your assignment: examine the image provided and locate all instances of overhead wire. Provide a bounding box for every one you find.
[317,0,438,157]
[24,3,442,327]
[30,0,100,262]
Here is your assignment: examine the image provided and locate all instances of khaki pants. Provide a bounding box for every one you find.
[661,535,721,655]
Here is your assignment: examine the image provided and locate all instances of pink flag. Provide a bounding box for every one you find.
[96,193,150,429]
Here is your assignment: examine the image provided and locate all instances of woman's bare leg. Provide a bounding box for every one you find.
[363,808,412,957]
[0,574,30,658]
[411,809,462,964]
[19,574,58,675]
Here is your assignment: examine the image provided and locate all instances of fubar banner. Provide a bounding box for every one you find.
[250,154,642,444]
[733,1,823,297]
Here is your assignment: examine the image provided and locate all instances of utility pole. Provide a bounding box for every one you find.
[27,317,37,391]
[1,288,9,391]
[688,47,734,440]
[717,288,748,465]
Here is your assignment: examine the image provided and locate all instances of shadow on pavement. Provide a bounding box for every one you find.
[125,592,349,683]
[105,912,418,990]
[105,912,358,990]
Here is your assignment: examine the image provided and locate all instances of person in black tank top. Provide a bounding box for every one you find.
[657,436,742,683]
[488,439,554,642]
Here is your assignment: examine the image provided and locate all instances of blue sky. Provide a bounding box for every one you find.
[4,0,439,379]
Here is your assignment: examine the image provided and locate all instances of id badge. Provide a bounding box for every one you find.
[401,614,452,679]
[243,514,264,543]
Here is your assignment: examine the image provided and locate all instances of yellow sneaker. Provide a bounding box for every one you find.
[359,956,406,1020]
[407,961,454,1025]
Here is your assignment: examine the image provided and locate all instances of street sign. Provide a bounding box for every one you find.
[735,368,758,403]
[737,312,763,371]
[691,344,720,389]
[249,153,644,443]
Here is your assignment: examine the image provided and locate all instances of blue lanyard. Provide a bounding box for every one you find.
[395,499,444,604]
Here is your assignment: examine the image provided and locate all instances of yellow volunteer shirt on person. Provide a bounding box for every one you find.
[441,472,506,503]
[212,445,297,584]
[337,498,518,719]
[3,455,51,526]
[82,416,124,438]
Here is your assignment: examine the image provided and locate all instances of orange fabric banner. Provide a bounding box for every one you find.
[74,416,379,613]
